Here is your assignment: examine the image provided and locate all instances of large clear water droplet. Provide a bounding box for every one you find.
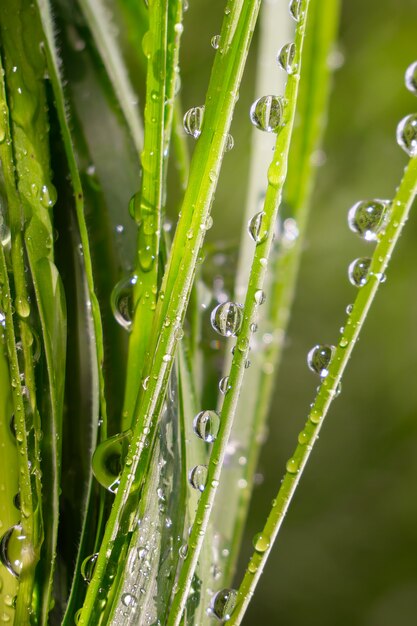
[289,0,302,21]
[277,42,296,74]
[111,274,138,331]
[307,344,335,378]
[249,95,284,133]
[225,134,234,152]
[248,212,268,244]
[193,410,220,443]
[219,376,231,394]
[347,199,390,241]
[348,257,371,287]
[211,302,243,337]
[92,430,131,493]
[210,588,238,622]
[81,553,98,583]
[253,532,270,553]
[396,113,417,156]
[189,464,208,492]
[405,61,417,95]
[183,106,205,139]
[121,593,137,608]
[211,35,221,50]
[0,525,28,578]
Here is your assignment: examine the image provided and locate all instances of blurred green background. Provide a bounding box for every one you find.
[180,0,417,623]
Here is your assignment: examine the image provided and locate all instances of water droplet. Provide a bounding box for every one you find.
[210,588,238,622]
[249,95,284,133]
[193,410,220,443]
[254,290,266,305]
[253,532,270,553]
[121,593,137,608]
[0,525,28,578]
[179,543,188,559]
[289,0,302,21]
[396,113,417,156]
[348,257,371,287]
[183,106,205,139]
[286,457,299,474]
[142,30,152,59]
[211,35,221,50]
[277,42,296,74]
[405,61,417,95]
[307,344,335,378]
[298,430,309,445]
[15,296,30,319]
[92,430,131,493]
[81,553,98,583]
[225,134,234,151]
[347,199,390,241]
[0,223,11,247]
[40,184,57,209]
[110,274,138,331]
[189,465,208,492]
[248,212,268,244]
[210,302,243,337]
[346,303,353,315]
[219,376,231,395]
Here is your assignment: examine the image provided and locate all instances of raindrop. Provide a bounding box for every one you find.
[211,35,221,50]
[347,199,390,241]
[225,134,234,152]
[211,302,243,337]
[249,95,284,133]
[405,61,417,95]
[189,465,208,492]
[92,430,131,493]
[286,457,299,474]
[248,212,268,244]
[110,274,138,331]
[277,42,296,74]
[307,344,335,378]
[121,593,137,608]
[253,532,270,553]
[39,183,57,209]
[193,410,220,443]
[0,525,27,578]
[348,257,371,287]
[179,543,188,559]
[81,553,98,583]
[0,223,11,248]
[346,303,353,315]
[219,376,231,395]
[15,297,30,319]
[183,106,205,139]
[396,113,417,156]
[210,588,238,622]
[254,290,266,305]
[289,0,302,21]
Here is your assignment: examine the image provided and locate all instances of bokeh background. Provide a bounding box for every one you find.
[180,0,417,624]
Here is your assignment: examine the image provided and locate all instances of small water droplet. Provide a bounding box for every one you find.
[92,430,131,493]
[289,0,302,21]
[248,212,268,244]
[396,113,417,156]
[225,134,234,152]
[277,42,296,74]
[346,303,353,315]
[211,35,221,50]
[347,199,390,241]
[15,296,30,319]
[39,183,57,209]
[405,61,417,95]
[210,302,243,337]
[193,410,220,442]
[249,95,284,133]
[254,290,266,305]
[219,376,231,394]
[286,457,299,474]
[307,344,335,378]
[179,543,188,559]
[81,553,98,584]
[189,465,208,492]
[121,593,137,608]
[110,274,138,331]
[183,106,205,138]
[210,588,238,622]
[348,257,371,287]
[253,532,270,553]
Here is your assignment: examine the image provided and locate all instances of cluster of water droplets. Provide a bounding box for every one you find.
[397,61,417,155]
